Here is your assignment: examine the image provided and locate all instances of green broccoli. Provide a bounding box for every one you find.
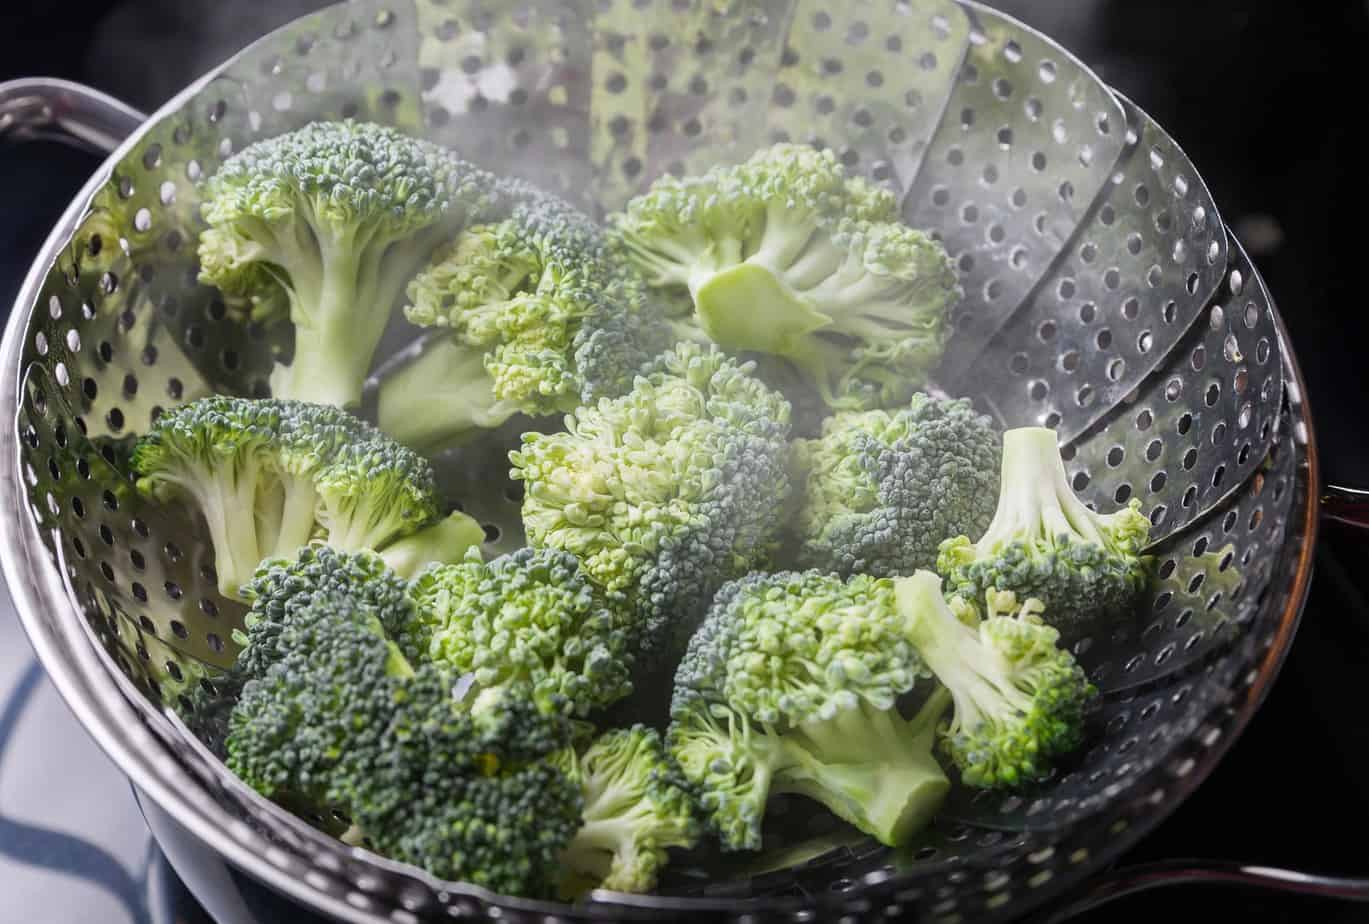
[555,725,700,895]
[511,341,793,668]
[376,191,670,451]
[613,143,960,410]
[668,571,951,851]
[226,578,583,897]
[897,571,1095,788]
[937,426,1152,629]
[791,393,1001,576]
[131,397,480,598]
[408,546,637,718]
[198,120,501,407]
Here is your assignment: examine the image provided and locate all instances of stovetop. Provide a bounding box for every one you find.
[4,1,1369,922]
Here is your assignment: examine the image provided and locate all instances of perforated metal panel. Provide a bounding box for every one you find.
[0,0,1316,922]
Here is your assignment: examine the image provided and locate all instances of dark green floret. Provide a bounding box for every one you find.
[511,341,793,668]
[937,426,1152,629]
[668,570,950,851]
[791,393,1001,576]
[198,120,502,407]
[613,143,960,410]
[408,546,638,718]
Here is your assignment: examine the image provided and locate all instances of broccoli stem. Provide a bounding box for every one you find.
[693,263,831,355]
[776,691,950,846]
[982,427,1104,547]
[256,475,321,564]
[187,458,268,599]
[375,336,520,452]
[378,511,485,580]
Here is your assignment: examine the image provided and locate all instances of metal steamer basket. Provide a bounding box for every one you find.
[0,1,1323,921]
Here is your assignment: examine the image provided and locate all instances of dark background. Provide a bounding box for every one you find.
[3,2,1369,922]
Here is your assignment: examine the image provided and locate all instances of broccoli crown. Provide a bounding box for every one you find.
[936,426,1152,630]
[199,120,501,407]
[228,573,583,897]
[408,546,637,717]
[897,571,1095,789]
[240,545,423,671]
[557,725,701,895]
[668,571,948,851]
[791,393,1001,577]
[511,341,793,665]
[132,397,445,598]
[348,671,583,898]
[226,591,412,805]
[613,143,959,410]
[385,190,670,450]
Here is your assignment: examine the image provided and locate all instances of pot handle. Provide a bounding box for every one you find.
[0,78,145,154]
[1034,859,1369,923]
[1322,484,1369,532]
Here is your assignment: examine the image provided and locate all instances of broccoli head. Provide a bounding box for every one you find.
[555,725,701,895]
[613,144,959,410]
[227,574,582,897]
[897,571,1095,788]
[408,546,637,718]
[937,426,1152,629]
[511,341,793,667]
[198,121,500,407]
[791,393,1001,576]
[668,571,950,851]
[377,190,670,451]
[132,397,479,598]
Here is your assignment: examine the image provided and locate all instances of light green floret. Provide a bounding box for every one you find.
[937,426,1153,630]
[613,143,960,410]
[131,397,480,598]
[791,392,1001,577]
[378,190,670,451]
[511,341,793,668]
[897,571,1095,789]
[668,571,951,851]
[198,120,501,407]
[555,726,701,895]
[408,546,637,718]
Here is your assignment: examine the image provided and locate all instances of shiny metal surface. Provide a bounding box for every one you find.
[0,0,1316,921]
[0,78,145,153]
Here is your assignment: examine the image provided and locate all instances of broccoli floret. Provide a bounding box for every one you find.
[198,121,500,407]
[897,571,1095,788]
[613,144,959,410]
[791,393,1001,576]
[511,341,793,668]
[376,190,670,451]
[226,591,414,806]
[348,674,583,898]
[132,397,477,598]
[554,725,700,895]
[408,547,637,717]
[937,426,1153,629]
[668,571,950,851]
[226,576,582,897]
[239,545,424,672]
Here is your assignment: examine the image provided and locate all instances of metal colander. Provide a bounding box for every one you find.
[0,1,1317,922]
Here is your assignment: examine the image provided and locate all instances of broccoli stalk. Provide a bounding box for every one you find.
[198,121,500,407]
[377,511,485,580]
[937,426,1152,629]
[375,336,520,453]
[776,688,951,845]
[896,571,1095,789]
